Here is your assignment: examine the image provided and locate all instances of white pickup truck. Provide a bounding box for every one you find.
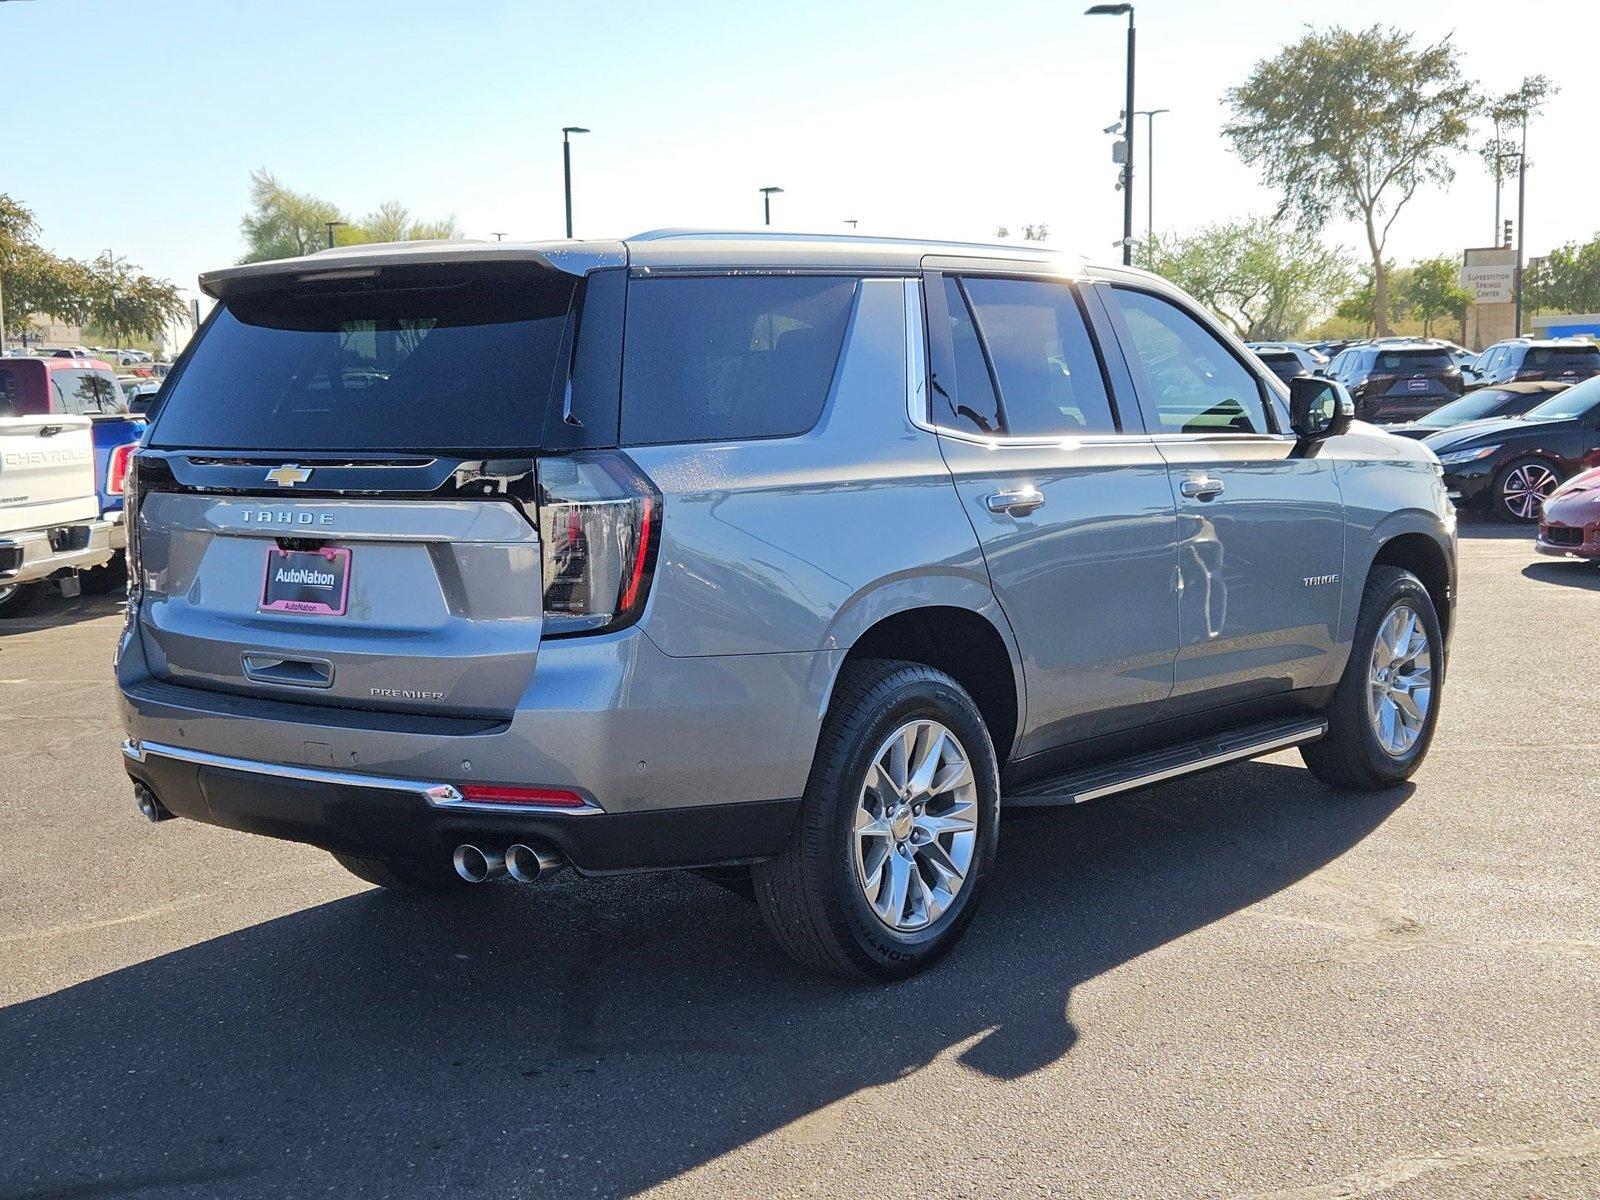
[0,413,120,617]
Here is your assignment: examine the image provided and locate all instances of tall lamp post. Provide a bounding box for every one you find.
[1086,3,1136,266]
[562,126,590,239]
[324,221,345,250]
[1134,107,1168,254]
[760,186,784,227]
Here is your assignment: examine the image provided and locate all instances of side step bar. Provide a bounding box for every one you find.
[1004,717,1328,808]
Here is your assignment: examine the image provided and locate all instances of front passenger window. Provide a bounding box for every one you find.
[1109,287,1271,435]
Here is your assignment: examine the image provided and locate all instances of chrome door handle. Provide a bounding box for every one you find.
[1179,475,1225,500]
[985,487,1045,516]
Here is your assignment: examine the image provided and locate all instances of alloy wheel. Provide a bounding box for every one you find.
[853,719,978,932]
[1501,462,1560,521]
[1366,604,1434,757]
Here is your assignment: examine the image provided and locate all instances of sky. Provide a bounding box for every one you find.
[4,0,1597,309]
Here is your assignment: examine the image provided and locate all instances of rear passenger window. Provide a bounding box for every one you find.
[960,277,1117,435]
[620,275,857,445]
[1108,287,1270,434]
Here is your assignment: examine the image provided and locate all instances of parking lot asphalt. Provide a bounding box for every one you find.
[1,522,1596,1200]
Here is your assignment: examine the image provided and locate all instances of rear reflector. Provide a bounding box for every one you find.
[457,784,588,808]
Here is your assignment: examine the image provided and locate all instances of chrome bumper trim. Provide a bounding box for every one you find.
[120,738,602,814]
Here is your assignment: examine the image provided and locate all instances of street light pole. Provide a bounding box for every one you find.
[561,126,590,239]
[1514,120,1528,337]
[760,186,784,227]
[323,221,345,250]
[1087,4,1136,266]
[1135,107,1169,253]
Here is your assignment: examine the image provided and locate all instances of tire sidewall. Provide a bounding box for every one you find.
[1348,573,1445,783]
[821,673,1000,978]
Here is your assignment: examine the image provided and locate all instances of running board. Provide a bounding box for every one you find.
[1004,717,1328,808]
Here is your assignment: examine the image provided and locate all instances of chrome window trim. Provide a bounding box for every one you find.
[902,276,1167,450]
[121,738,603,814]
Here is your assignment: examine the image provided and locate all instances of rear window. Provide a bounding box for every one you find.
[620,275,856,446]
[1524,346,1600,369]
[150,266,575,452]
[1375,349,1452,372]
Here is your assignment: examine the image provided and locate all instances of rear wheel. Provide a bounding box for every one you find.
[1494,456,1563,523]
[330,852,469,892]
[753,660,1000,981]
[1302,565,1443,791]
[0,581,45,619]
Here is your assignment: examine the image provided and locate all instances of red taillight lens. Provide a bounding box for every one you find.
[1514,368,1541,379]
[536,451,661,637]
[458,784,588,808]
[106,443,136,495]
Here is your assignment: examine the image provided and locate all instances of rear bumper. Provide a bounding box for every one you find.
[117,623,833,872]
[121,737,799,874]
[0,517,118,586]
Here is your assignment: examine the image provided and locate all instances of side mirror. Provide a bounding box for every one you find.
[1289,375,1354,443]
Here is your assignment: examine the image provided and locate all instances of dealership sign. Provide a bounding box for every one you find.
[1460,264,1516,303]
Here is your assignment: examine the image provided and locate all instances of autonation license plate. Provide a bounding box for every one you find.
[1408,378,1429,392]
[260,546,351,616]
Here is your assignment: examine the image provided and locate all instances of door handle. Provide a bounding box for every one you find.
[985,487,1045,516]
[242,653,334,689]
[1179,475,1225,500]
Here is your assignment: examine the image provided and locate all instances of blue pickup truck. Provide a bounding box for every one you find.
[0,355,144,591]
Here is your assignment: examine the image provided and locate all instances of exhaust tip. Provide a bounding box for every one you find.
[134,784,172,823]
[505,842,563,884]
[452,844,505,883]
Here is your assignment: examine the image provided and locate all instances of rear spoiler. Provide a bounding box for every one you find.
[199,240,628,301]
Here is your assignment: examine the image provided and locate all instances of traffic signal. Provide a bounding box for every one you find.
[1503,219,1514,247]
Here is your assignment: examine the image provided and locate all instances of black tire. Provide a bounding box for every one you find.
[1302,565,1444,791]
[1492,455,1564,524]
[0,581,46,619]
[752,659,1000,981]
[330,852,468,892]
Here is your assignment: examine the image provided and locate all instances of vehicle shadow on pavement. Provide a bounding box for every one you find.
[1521,560,1600,590]
[0,590,124,637]
[0,763,1407,1198]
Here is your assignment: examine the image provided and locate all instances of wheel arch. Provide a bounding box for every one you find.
[1367,527,1454,641]
[818,579,1024,763]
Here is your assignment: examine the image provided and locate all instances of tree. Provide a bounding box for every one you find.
[1403,256,1473,337]
[240,170,462,262]
[1526,234,1600,314]
[1478,76,1556,243]
[1140,217,1353,340]
[994,224,1049,242]
[1224,25,1477,336]
[1,193,182,346]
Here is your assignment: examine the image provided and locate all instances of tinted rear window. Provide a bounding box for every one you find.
[1375,349,1452,372]
[150,266,574,452]
[1524,346,1600,368]
[620,275,856,446]
[51,367,125,415]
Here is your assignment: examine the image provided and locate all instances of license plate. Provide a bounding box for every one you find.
[1407,378,1429,391]
[260,546,351,616]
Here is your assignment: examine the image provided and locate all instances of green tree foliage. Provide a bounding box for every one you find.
[1,193,183,344]
[1400,256,1473,337]
[240,170,461,262]
[1479,76,1557,194]
[1224,25,1477,336]
[1140,217,1353,340]
[1526,235,1600,314]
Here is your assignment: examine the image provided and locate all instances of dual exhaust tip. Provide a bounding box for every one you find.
[452,842,562,884]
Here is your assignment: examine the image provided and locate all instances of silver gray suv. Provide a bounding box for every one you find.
[117,231,1456,980]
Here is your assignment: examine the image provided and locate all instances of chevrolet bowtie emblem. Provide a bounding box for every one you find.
[265,464,313,488]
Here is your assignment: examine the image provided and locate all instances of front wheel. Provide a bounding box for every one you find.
[1302,566,1443,791]
[1494,456,1563,523]
[753,660,1000,981]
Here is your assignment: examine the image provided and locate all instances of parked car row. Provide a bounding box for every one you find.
[0,354,144,614]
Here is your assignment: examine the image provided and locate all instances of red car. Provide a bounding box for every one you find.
[1537,465,1600,559]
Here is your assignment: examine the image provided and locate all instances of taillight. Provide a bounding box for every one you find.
[536,451,661,637]
[458,784,588,808]
[106,442,136,496]
[1514,368,1541,379]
